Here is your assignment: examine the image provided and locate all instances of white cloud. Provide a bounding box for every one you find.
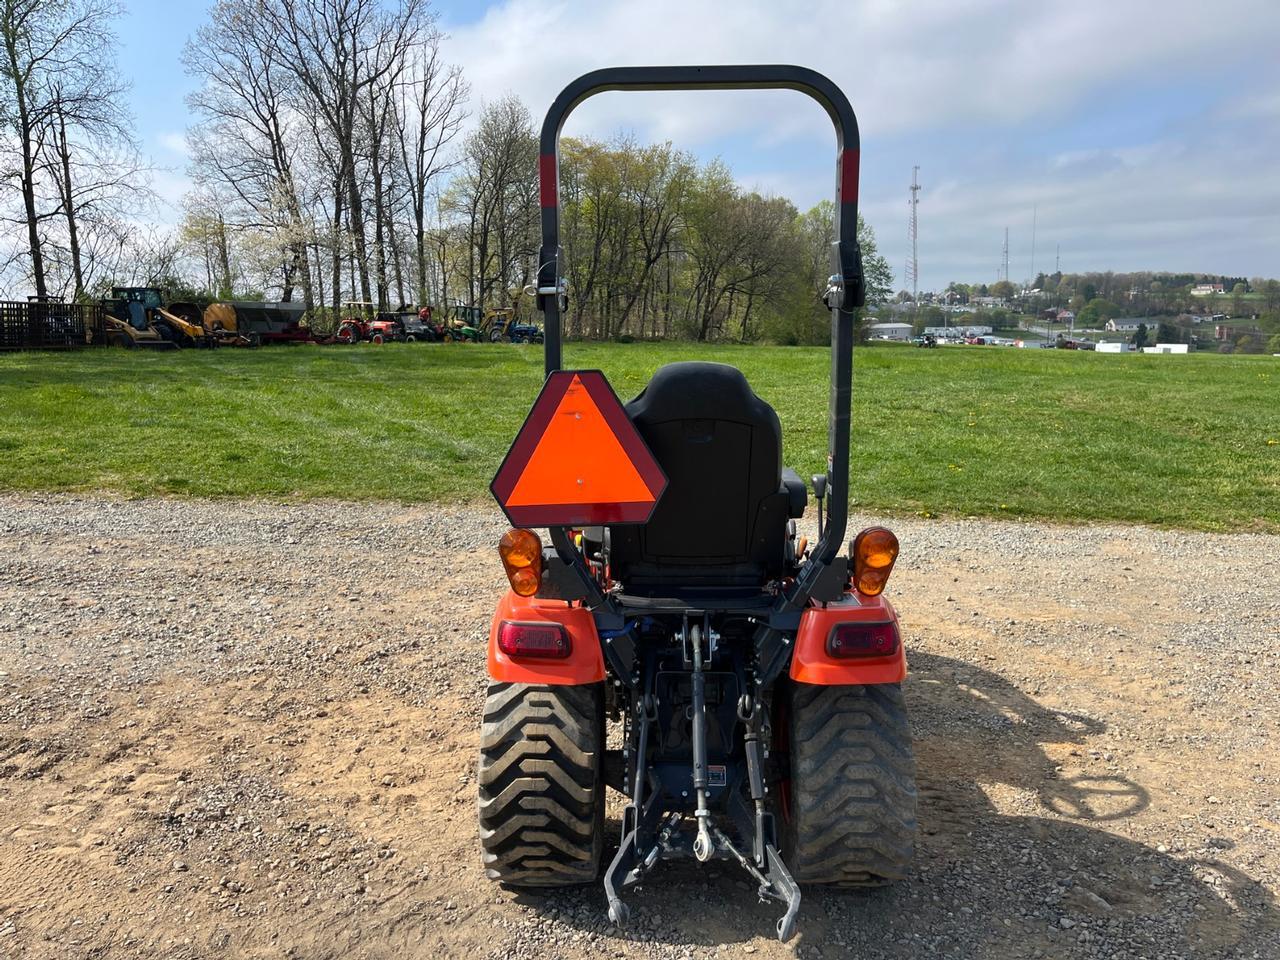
[439,0,1280,287]
[150,168,192,216]
[861,140,1280,286]
[1228,88,1280,120]
[441,0,1278,141]
[156,131,190,159]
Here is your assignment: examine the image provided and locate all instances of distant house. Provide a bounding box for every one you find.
[1105,318,1151,333]
[1190,283,1224,297]
[970,296,1007,308]
[1042,308,1075,325]
[867,321,914,340]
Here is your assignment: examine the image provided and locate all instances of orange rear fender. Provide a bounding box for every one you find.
[487,591,605,685]
[789,592,907,685]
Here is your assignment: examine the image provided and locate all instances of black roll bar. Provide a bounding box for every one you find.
[536,65,865,609]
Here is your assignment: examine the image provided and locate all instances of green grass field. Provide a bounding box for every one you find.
[0,342,1276,530]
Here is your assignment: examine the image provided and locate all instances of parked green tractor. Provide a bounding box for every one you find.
[446,304,484,342]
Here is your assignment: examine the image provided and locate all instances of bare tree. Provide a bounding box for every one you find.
[186,0,315,306]
[266,0,424,315]
[448,95,537,308]
[43,66,147,299]
[394,20,465,306]
[359,61,405,310]
[1,0,128,299]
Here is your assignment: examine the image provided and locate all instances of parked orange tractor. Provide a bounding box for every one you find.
[478,66,916,943]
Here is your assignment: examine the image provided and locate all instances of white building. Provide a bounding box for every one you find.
[1095,341,1133,353]
[924,325,992,337]
[1142,343,1189,354]
[867,321,914,340]
[1106,318,1152,333]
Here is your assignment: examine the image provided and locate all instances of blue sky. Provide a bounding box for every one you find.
[123,0,1280,291]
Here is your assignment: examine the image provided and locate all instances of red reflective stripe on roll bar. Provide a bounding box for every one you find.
[539,154,558,207]
[839,148,859,205]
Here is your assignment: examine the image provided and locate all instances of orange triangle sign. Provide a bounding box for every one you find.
[491,370,666,527]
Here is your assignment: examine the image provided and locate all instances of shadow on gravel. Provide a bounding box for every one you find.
[515,652,1278,956]
[908,650,1152,824]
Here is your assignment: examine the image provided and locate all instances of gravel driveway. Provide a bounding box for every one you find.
[0,495,1277,959]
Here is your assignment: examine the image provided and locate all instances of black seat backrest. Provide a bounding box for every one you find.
[608,361,793,590]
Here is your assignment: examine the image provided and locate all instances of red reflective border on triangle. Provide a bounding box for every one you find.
[490,370,667,528]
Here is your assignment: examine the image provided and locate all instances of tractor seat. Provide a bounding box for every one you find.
[608,362,805,592]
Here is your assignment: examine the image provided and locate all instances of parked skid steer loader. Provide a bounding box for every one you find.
[480,66,917,943]
[101,288,179,350]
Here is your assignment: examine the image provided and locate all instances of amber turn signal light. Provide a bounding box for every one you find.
[851,526,899,596]
[499,528,543,597]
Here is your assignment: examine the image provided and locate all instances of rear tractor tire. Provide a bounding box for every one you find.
[477,682,604,886]
[782,682,917,886]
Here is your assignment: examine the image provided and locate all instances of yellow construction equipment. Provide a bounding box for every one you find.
[100,288,177,350]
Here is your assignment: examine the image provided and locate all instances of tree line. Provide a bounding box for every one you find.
[2,0,895,342]
[5,3,1275,344]
[935,271,1280,321]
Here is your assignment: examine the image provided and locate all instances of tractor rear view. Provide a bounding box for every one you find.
[478,66,916,943]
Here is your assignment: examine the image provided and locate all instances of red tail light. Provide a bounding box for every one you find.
[827,622,900,658]
[497,621,571,659]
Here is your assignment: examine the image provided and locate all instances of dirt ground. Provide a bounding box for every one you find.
[0,495,1277,959]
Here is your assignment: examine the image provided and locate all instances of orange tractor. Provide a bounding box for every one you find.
[478,66,916,943]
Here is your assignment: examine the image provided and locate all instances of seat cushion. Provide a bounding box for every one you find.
[607,362,792,589]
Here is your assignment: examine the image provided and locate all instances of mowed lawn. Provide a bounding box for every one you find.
[0,342,1276,530]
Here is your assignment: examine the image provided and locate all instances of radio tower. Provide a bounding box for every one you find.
[1000,227,1010,284]
[905,166,920,303]
[1030,205,1037,283]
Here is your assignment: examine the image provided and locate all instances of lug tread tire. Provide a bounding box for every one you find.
[785,682,917,886]
[478,682,603,886]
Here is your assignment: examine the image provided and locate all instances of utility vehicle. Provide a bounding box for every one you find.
[480,66,917,943]
[397,310,438,342]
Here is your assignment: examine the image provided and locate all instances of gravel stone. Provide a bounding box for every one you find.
[0,494,1276,960]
